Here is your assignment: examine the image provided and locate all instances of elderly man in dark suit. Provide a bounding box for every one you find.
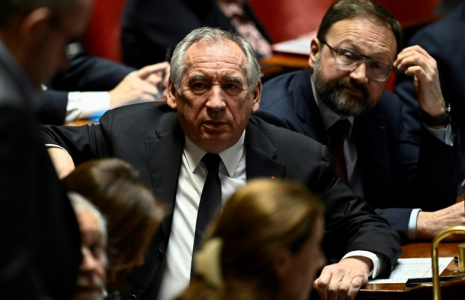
[43,27,401,300]
[0,0,92,298]
[257,0,461,245]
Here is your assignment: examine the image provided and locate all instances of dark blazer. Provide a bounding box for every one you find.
[394,3,465,194]
[257,68,461,241]
[41,101,401,300]
[121,0,272,68]
[0,58,81,299]
[39,50,135,125]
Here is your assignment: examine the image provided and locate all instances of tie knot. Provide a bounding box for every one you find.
[202,153,221,173]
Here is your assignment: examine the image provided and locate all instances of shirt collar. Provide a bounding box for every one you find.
[0,40,42,109]
[311,77,354,135]
[184,130,246,177]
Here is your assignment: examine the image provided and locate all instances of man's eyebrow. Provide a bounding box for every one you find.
[225,77,244,85]
[188,75,207,83]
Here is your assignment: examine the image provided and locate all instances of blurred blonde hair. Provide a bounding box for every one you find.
[177,178,324,300]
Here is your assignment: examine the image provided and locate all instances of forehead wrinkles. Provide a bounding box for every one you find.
[183,41,247,79]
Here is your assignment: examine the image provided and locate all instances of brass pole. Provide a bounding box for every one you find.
[431,226,465,300]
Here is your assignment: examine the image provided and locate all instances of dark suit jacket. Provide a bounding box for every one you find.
[41,101,401,300]
[0,57,81,299]
[121,0,272,68]
[256,68,461,241]
[39,50,135,125]
[394,3,465,194]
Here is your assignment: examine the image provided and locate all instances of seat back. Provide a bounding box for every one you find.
[81,0,127,62]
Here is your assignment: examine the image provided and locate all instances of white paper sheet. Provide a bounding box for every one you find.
[271,38,311,55]
[368,257,454,284]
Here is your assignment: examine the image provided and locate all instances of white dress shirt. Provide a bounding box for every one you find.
[40,85,109,123]
[157,132,246,300]
[66,92,109,122]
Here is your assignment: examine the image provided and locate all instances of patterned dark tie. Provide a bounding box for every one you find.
[193,153,222,254]
[328,120,351,185]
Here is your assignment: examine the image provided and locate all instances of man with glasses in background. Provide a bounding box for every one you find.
[257,0,462,253]
[0,0,92,298]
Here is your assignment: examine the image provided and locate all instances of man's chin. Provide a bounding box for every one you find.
[328,94,373,117]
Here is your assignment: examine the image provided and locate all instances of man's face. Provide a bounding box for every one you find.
[28,0,92,85]
[74,209,107,300]
[167,40,261,153]
[309,17,397,117]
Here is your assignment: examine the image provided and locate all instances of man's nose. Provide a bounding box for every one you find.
[80,247,101,272]
[349,61,369,83]
[206,86,226,110]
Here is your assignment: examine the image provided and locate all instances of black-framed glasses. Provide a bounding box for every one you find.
[321,41,393,82]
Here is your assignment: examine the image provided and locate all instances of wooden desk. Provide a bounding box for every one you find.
[259,53,309,82]
[260,53,309,69]
[357,242,465,299]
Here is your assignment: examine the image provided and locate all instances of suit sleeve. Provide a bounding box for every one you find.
[394,27,462,200]
[374,208,411,241]
[394,26,446,144]
[41,112,112,166]
[312,145,401,278]
[50,49,134,92]
[37,90,68,125]
[38,50,134,125]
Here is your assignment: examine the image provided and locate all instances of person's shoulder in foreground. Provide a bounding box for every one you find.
[0,0,93,298]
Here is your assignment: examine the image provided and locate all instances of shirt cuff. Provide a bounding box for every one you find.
[45,144,66,151]
[424,123,454,146]
[406,208,422,240]
[341,251,384,279]
[66,92,110,122]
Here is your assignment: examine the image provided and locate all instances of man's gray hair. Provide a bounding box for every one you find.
[170,27,261,96]
[68,192,107,242]
[0,0,76,26]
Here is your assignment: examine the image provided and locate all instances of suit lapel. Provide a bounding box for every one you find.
[245,118,286,180]
[145,113,184,238]
[293,68,328,145]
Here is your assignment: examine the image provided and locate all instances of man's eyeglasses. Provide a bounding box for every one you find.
[321,41,393,82]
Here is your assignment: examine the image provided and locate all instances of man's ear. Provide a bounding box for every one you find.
[166,80,178,109]
[273,248,291,280]
[309,38,321,71]
[250,80,262,114]
[19,7,53,50]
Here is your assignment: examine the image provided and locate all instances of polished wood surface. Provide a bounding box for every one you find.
[259,53,309,81]
[260,53,309,69]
